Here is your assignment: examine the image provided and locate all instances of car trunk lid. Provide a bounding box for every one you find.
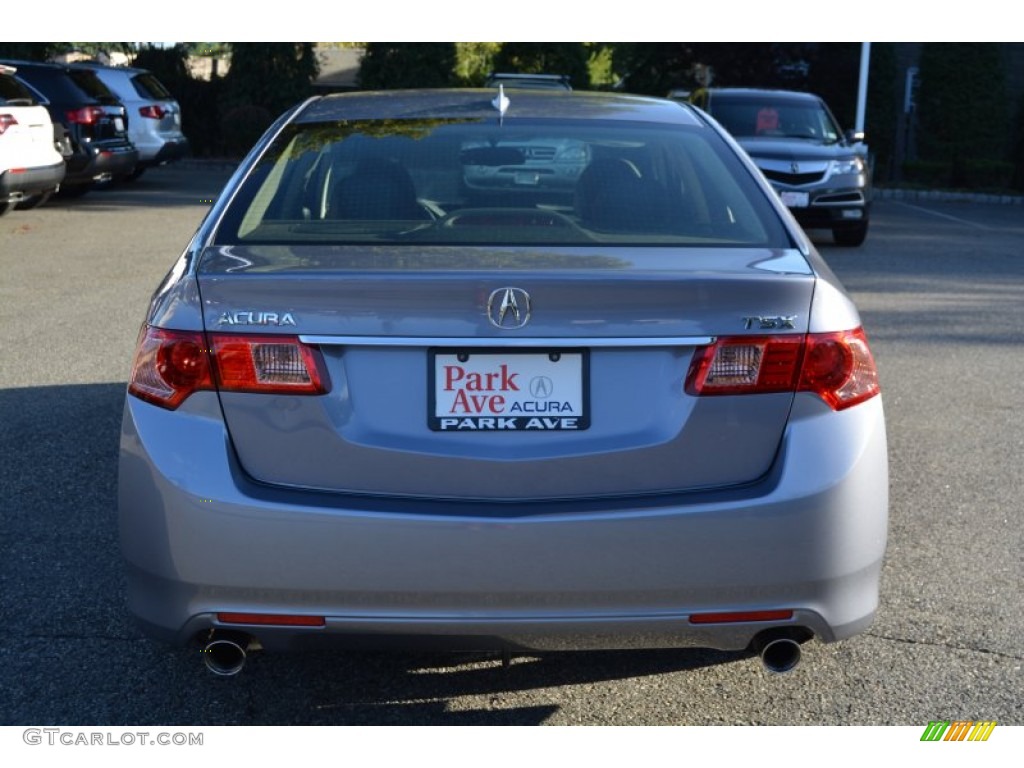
[198,244,815,501]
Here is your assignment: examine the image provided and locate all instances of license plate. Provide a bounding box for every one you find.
[114,117,125,133]
[779,190,809,208]
[430,349,589,431]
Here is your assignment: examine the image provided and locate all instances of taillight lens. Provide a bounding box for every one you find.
[208,334,329,394]
[686,336,803,395]
[798,328,879,410]
[65,106,105,125]
[0,114,17,135]
[128,326,329,410]
[139,104,166,120]
[686,328,879,411]
[128,327,213,409]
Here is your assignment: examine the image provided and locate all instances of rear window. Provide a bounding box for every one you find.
[67,69,119,105]
[0,73,36,106]
[131,73,173,100]
[215,118,791,248]
[709,98,841,143]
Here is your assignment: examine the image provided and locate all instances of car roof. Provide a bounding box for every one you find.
[71,62,151,75]
[298,89,704,126]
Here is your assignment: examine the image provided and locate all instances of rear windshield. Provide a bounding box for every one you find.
[131,73,172,100]
[709,98,841,143]
[215,118,791,248]
[0,73,37,105]
[67,70,119,105]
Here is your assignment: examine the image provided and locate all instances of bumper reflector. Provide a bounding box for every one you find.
[217,613,326,627]
[689,610,794,624]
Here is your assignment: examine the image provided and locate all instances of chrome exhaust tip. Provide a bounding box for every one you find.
[753,631,803,674]
[201,632,250,676]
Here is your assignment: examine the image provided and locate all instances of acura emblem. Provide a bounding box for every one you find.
[791,162,800,174]
[487,287,531,329]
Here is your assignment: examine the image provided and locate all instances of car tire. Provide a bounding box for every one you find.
[0,201,11,218]
[833,221,868,247]
[14,191,53,211]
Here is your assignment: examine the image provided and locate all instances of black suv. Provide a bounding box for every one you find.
[2,60,138,194]
[690,88,871,246]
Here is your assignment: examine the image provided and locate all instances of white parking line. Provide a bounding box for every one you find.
[893,201,991,230]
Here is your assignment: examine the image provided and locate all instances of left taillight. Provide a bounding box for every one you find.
[0,114,17,135]
[128,326,329,410]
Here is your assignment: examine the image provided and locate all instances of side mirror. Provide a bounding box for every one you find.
[845,129,866,144]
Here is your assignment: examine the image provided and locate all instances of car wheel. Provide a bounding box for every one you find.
[14,191,53,211]
[833,221,868,247]
[0,201,11,218]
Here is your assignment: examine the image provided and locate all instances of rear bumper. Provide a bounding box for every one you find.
[0,161,65,199]
[64,143,138,185]
[119,392,888,652]
[137,136,190,167]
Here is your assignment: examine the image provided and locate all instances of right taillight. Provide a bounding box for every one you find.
[686,327,879,411]
[138,105,166,120]
[797,328,879,410]
[128,326,330,410]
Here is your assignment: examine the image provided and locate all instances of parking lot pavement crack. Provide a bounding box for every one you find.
[866,631,1024,662]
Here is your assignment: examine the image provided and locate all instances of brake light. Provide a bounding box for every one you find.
[799,328,880,410]
[128,326,330,410]
[128,327,212,408]
[65,106,105,125]
[686,328,879,411]
[0,114,17,135]
[138,104,166,120]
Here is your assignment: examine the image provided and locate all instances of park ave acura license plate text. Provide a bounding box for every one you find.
[430,350,590,431]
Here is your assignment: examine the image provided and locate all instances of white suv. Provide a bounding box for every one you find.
[74,63,188,179]
[0,64,65,215]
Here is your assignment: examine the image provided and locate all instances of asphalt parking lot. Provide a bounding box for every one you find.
[1,167,1022,725]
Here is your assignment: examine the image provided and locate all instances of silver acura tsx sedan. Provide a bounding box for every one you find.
[119,89,887,676]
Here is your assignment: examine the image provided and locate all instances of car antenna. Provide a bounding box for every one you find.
[492,84,509,124]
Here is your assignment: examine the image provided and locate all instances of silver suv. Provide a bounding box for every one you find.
[690,88,871,246]
[74,63,188,178]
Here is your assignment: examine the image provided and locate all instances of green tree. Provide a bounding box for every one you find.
[1012,96,1024,190]
[358,43,457,89]
[491,43,590,89]
[221,43,319,156]
[613,43,811,95]
[0,42,134,61]
[132,44,226,157]
[224,43,318,116]
[455,43,500,86]
[916,43,1010,186]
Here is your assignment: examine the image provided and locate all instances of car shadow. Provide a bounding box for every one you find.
[39,166,235,213]
[0,381,753,726]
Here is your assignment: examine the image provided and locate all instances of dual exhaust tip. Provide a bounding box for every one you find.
[753,631,804,674]
[201,632,250,676]
[199,628,806,676]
